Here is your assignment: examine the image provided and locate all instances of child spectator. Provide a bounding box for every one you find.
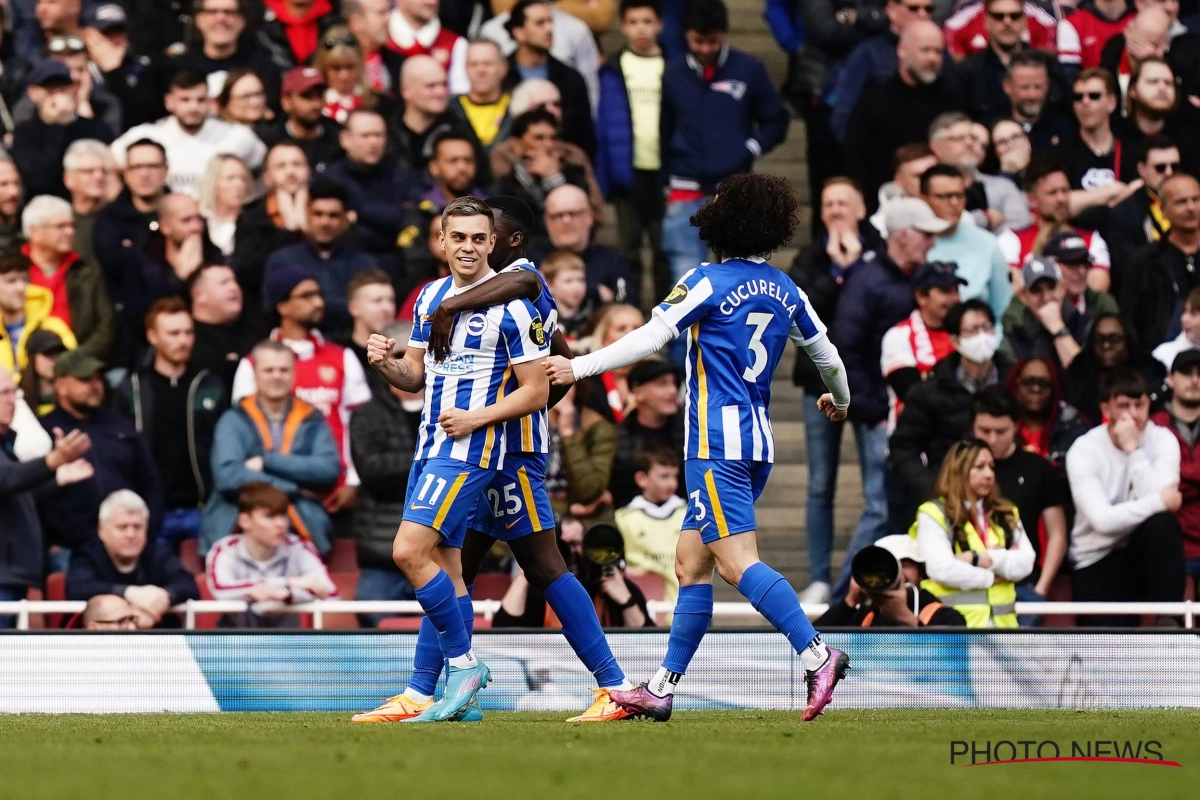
[541,249,592,347]
[615,445,685,610]
[206,482,337,628]
[1152,287,1200,372]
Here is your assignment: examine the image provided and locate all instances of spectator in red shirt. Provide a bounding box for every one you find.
[1154,348,1200,593]
[1064,0,1134,69]
[943,0,1062,63]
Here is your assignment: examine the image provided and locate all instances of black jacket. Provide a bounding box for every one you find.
[93,190,156,292]
[115,365,228,508]
[1119,238,1200,350]
[1106,188,1159,288]
[349,392,416,570]
[0,430,57,588]
[1101,31,1200,102]
[40,407,163,548]
[231,196,306,311]
[192,315,266,391]
[957,46,1069,125]
[256,117,345,175]
[789,223,884,395]
[502,54,596,159]
[816,584,966,627]
[887,351,1013,502]
[66,537,199,607]
[325,158,418,258]
[12,115,114,199]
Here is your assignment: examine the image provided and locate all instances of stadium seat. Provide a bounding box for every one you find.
[179,539,203,575]
[44,572,66,629]
[627,572,666,602]
[1043,574,1074,628]
[322,572,361,629]
[378,616,425,630]
[325,539,358,572]
[24,586,44,629]
[192,575,219,630]
[472,572,512,600]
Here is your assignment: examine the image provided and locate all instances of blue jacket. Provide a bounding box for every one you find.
[594,53,636,199]
[200,396,341,555]
[660,46,790,192]
[263,240,378,336]
[324,158,418,257]
[830,31,899,141]
[830,251,915,425]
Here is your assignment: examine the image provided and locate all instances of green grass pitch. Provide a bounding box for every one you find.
[0,710,1194,799]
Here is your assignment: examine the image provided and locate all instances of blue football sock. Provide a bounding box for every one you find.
[544,573,626,688]
[738,562,818,654]
[409,617,443,696]
[459,585,475,637]
[662,583,713,674]
[414,570,471,659]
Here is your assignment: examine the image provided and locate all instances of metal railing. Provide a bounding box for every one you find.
[0,600,1196,630]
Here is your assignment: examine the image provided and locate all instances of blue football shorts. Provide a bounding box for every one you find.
[470,452,556,541]
[682,458,772,544]
[402,457,495,548]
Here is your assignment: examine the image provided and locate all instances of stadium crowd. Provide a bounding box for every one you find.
[0,0,1195,632]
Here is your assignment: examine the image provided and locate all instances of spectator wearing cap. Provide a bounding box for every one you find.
[1152,287,1200,372]
[1120,174,1200,350]
[920,164,1012,324]
[880,261,963,434]
[12,60,114,201]
[890,298,1014,507]
[1107,135,1182,272]
[257,0,340,71]
[40,349,163,560]
[11,32,123,135]
[0,250,77,379]
[20,329,68,417]
[111,69,267,199]
[67,489,200,627]
[261,179,377,338]
[609,359,685,509]
[115,298,227,548]
[1066,366,1185,626]
[201,340,340,555]
[20,195,114,361]
[0,366,93,628]
[82,3,164,128]
[1152,349,1200,592]
[230,266,371,517]
[815,534,967,627]
[258,67,346,175]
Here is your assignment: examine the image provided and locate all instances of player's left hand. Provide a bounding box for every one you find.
[439,408,484,439]
[543,355,576,385]
[428,306,454,363]
[817,393,847,422]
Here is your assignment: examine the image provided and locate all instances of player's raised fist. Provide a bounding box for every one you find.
[817,393,848,422]
[543,356,576,386]
[366,334,395,366]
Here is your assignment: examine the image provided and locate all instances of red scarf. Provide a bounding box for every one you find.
[22,244,76,327]
[264,0,332,64]
[600,371,625,423]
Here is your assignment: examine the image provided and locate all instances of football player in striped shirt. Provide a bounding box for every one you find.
[354,196,637,724]
[545,174,854,722]
[364,197,550,723]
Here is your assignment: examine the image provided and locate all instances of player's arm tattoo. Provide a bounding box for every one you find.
[375,349,424,392]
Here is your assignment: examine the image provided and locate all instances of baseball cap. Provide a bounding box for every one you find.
[912,261,967,292]
[26,329,67,357]
[85,3,129,31]
[882,198,951,237]
[627,358,682,389]
[53,349,105,380]
[1044,232,1091,265]
[28,60,72,88]
[875,534,923,564]
[282,66,326,96]
[1172,348,1200,374]
[1021,257,1062,289]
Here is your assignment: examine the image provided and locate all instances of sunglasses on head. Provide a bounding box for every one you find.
[323,32,359,49]
[1073,90,1104,102]
[46,35,85,54]
[1152,161,1180,174]
[988,10,1024,21]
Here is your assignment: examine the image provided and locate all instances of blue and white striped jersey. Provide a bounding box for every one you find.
[654,258,825,463]
[496,258,559,454]
[408,273,550,468]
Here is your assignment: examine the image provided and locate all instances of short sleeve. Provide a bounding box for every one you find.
[652,268,716,335]
[501,299,551,365]
[408,285,433,350]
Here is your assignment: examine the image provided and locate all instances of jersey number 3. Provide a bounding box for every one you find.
[742,312,772,382]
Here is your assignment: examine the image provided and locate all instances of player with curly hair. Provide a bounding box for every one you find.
[545,173,854,722]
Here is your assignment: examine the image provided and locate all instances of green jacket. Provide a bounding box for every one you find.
[67,256,116,361]
[999,288,1119,366]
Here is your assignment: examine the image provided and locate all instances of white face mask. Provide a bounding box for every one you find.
[955,332,999,364]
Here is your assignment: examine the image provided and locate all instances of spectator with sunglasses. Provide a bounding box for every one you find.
[11,34,122,135]
[1107,134,1182,269]
[1121,174,1200,348]
[1055,68,1141,221]
[12,0,86,64]
[1064,312,1165,424]
[1005,355,1089,464]
[316,26,378,125]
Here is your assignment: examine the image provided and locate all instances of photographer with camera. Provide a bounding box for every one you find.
[494,517,654,628]
[817,535,966,627]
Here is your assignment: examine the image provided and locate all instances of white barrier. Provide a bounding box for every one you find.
[1,599,1196,629]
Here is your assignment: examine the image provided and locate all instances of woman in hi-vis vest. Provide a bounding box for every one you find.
[910,439,1035,627]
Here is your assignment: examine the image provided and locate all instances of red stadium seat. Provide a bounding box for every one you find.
[321,572,361,629]
[192,575,220,629]
[472,572,512,600]
[325,539,358,572]
[628,572,666,602]
[378,616,425,630]
[179,539,203,575]
[24,586,44,629]
[44,572,66,629]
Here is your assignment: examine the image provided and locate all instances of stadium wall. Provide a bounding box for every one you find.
[1,631,1197,713]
